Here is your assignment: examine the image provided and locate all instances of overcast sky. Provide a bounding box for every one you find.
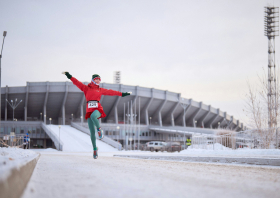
[0,0,279,125]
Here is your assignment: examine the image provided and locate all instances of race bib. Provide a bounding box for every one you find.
[88,101,98,108]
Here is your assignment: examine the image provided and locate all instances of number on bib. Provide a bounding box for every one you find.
[88,101,98,108]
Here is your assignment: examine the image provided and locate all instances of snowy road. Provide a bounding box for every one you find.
[21,152,280,198]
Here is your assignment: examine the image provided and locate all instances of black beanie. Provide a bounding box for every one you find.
[92,74,101,80]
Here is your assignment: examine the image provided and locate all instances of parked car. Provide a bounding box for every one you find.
[164,142,182,152]
[147,141,166,152]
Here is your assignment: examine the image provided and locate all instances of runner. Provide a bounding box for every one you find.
[63,72,130,159]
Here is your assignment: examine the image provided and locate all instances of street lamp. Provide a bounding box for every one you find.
[49,118,52,125]
[6,98,22,132]
[58,125,61,151]
[71,113,73,122]
[6,98,22,131]
[149,117,152,125]
[40,112,42,121]
[0,31,7,124]
[117,126,120,149]
[218,122,220,129]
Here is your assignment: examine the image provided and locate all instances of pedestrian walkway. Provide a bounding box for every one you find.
[21,151,280,198]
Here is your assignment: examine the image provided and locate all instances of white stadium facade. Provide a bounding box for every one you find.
[0,81,244,149]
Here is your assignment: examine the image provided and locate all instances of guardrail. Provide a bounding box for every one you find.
[71,122,122,150]
[41,123,63,151]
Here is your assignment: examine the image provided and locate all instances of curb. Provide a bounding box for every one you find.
[113,155,280,166]
[0,154,41,198]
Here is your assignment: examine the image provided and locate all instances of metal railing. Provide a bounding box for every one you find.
[41,123,63,151]
[0,134,30,148]
[71,122,122,150]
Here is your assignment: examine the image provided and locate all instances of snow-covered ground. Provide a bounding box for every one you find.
[180,143,280,158]
[43,125,280,158]
[47,125,118,152]
[0,148,38,181]
[21,151,280,198]
[2,126,280,198]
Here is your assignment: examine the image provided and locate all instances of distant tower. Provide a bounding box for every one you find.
[114,71,121,84]
[264,7,279,128]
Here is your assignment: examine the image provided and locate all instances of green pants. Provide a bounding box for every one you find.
[87,110,101,151]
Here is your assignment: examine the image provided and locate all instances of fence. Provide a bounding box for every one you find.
[0,133,30,148]
[191,128,280,150]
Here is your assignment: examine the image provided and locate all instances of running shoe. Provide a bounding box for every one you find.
[93,147,98,159]
[97,128,104,140]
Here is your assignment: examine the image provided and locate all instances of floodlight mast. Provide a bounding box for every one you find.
[264,7,279,128]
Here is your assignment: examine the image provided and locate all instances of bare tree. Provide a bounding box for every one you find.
[245,69,280,148]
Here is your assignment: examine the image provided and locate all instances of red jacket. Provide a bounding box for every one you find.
[71,77,122,119]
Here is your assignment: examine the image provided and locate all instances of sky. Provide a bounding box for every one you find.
[0,0,280,126]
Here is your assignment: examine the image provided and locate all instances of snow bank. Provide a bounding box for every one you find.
[181,147,280,157]
[190,143,231,150]
[0,147,38,181]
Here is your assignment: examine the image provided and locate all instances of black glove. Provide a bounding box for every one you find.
[122,92,130,97]
[65,72,72,79]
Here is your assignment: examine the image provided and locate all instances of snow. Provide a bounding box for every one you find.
[47,125,118,152]
[44,125,280,158]
[21,151,280,198]
[2,125,280,198]
[0,147,38,181]
[181,143,280,158]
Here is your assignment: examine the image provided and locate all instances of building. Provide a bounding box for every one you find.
[1,81,244,149]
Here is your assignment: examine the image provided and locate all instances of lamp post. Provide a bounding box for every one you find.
[134,114,137,150]
[126,113,131,150]
[71,113,74,122]
[117,126,120,149]
[149,117,152,125]
[40,112,42,121]
[138,97,141,151]
[6,98,22,132]
[184,132,186,150]
[218,122,220,129]
[58,125,61,151]
[276,127,280,149]
[49,118,52,125]
[0,31,7,125]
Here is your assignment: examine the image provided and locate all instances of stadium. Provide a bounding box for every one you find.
[0,81,244,149]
